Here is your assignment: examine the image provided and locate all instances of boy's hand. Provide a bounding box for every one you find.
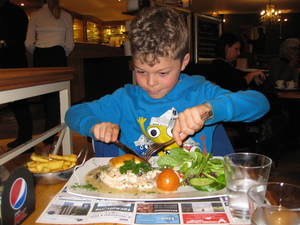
[91,122,120,143]
[172,103,212,146]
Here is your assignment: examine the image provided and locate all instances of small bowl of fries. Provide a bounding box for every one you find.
[25,147,87,185]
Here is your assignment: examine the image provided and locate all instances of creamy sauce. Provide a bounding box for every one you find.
[85,166,164,195]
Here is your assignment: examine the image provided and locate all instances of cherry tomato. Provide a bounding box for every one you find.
[157,168,180,191]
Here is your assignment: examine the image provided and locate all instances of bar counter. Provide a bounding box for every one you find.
[67,42,125,104]
[25,42,125,104]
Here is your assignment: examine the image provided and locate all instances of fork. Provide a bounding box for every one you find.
[141,110,213,161]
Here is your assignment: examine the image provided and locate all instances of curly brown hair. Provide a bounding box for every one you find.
[129,6,189,66]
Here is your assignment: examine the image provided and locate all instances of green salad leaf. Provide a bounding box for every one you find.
[157,148,226,192]
[119,158,153,175]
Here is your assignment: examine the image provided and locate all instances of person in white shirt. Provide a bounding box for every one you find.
[25,0,75,154]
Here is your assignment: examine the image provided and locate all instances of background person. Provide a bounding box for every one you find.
[25,0,74,154]
[207,32,288,166]
[269,38,300,152]
[65,7,270,158]
[207,32,266,91]
[269,38,300,85]
[0,0,33,151]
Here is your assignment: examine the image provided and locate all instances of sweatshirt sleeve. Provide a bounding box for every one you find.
[65,88,124,139]
[65,102,102,138]
[205,89,270,124]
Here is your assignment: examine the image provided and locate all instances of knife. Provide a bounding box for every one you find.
[113,140,150,164]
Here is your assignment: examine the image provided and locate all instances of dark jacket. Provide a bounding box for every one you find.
[207,59,248,92]
[0,0,28,68]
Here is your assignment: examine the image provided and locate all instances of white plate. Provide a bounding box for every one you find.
[66,157,227,201]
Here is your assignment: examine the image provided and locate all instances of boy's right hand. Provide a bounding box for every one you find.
[172,103,212,146]
[91,122,120,143]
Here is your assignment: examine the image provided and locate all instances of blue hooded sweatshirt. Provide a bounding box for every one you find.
[65,74,270,156]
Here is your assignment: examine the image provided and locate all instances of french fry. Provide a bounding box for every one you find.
[27,153,78,173]
[49,154,77,162]
[62,165,69,170]
[64,162,76,170]
[36,160,63,172]
[26,161,37,168]
[50,169,62,173]
[63,161,72,166]
[30,152,50,163]
[50,161,64,170]
[28,167,38,173]
[41,167,51,173]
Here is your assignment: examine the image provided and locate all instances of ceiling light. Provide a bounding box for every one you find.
[211,11,219,17]
[260,0,281,28]
[182,0,189,8]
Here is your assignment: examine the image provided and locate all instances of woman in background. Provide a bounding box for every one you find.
[207,32,266,91]
[25,0,74,154]
[207,32,288,166]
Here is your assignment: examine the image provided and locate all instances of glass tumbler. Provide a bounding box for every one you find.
[223,152,272,219]
[248,182,300,225]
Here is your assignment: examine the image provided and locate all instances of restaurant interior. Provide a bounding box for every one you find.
[7,0,300,102]
[0,0,300,224]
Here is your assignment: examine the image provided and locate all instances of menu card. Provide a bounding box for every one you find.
[36,186,250,225]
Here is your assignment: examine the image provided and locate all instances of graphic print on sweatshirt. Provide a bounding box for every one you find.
[135,108,200,156]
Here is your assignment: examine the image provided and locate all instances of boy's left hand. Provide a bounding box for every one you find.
[172,103,212,146]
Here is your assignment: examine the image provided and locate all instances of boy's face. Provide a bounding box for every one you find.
[134,54,190,99]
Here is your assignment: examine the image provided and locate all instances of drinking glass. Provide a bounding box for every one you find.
[248,182,300,225]
[223,152,272,219]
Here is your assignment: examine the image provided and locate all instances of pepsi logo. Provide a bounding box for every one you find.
[10,178,27,210]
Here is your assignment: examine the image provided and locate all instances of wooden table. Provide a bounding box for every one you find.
[22,182,121,225]
[277,89,300,99]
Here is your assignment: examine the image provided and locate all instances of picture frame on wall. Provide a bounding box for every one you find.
[194,13,222,64]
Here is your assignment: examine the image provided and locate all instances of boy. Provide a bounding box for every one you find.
[65,6,269,157]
